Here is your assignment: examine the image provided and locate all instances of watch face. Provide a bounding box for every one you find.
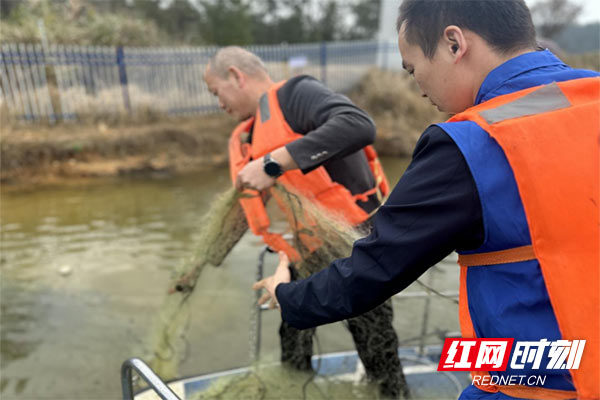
[264,161,282,177]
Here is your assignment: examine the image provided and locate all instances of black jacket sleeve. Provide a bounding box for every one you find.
[275,125,484,329]
[278,75,376,173]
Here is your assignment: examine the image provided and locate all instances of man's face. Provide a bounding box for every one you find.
[204,66,255,121]
[398,24,473,114]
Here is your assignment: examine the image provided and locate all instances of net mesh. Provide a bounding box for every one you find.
[146,187,248,378]
[189,363,380,400]
[145,183,398,398]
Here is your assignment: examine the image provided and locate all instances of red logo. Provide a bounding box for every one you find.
[438,338,514,371]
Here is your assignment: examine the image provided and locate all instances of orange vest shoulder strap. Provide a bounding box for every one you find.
[228,115,301,261]
[251,81,299,158]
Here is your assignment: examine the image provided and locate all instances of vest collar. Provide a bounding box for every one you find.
[475,49,568,105]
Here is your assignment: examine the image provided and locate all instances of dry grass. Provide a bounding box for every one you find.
[7,55,593,184]
[563,52,600,72]
[0,113,236,184]
[0,2,167,46]
[1,67,439,184]
[348,69,448,156]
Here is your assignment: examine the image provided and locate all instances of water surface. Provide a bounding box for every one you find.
[0,157,460,399]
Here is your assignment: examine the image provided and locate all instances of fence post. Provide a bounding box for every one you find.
[319,42,327,85]
[0,47,17,116]
[116,46,131,113]
[382,41,389,71]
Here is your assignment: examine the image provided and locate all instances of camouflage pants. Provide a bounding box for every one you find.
[279,288,409,399]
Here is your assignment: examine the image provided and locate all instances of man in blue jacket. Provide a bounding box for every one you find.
[253,0,599,398]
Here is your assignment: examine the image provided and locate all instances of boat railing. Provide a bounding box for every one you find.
[122,247,460,399]
[121,357,181,400]
[253,246,460,359]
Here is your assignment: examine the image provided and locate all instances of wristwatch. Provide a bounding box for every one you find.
[263,153,283,178]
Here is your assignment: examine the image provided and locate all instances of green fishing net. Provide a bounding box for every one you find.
[144,183,403,399]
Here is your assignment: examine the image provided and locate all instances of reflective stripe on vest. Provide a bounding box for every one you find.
[228,81,390,262]
[450,78,599,399]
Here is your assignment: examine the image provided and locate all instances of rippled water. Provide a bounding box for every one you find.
[0,157,460,399]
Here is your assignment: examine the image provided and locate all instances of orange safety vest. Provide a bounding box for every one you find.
[451,78,599,399]
[228,81,389,262]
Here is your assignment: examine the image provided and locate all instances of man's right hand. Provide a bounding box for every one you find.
[235,157,276,192]
[252,251,292,309]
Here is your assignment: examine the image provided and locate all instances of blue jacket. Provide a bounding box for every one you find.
[437,51,598,394]
[276,52,598,389]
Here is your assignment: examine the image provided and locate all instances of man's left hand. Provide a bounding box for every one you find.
[252,251,292,309]
[236,157,276,191]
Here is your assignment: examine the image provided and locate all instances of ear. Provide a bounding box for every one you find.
[228,66,245,88]
[442,25,467,62]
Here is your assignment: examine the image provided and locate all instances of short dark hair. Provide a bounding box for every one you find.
[397,0,537,59]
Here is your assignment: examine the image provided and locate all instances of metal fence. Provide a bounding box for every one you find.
[0,40,399,123]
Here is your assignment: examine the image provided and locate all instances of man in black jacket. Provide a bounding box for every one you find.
[204,46,408,399]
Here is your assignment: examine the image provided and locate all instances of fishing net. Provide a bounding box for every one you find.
[189,362,380,400]
[145,183,410,398]
[270,183,368,277]
[145,181,367,375]
[146,187,248,378]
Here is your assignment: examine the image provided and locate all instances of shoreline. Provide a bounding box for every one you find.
[0,70,453,187]
[1,114,236,186]
[1,114,419,187]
